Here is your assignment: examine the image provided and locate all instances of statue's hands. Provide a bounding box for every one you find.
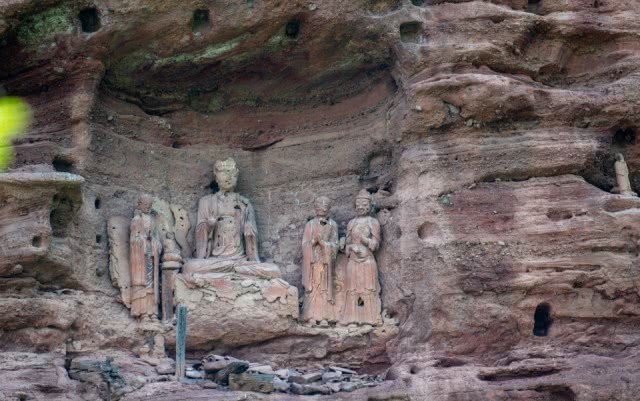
[345,244,353,256]
[339,237,346,252]
[357,246,368,258]
[367,240,377,252]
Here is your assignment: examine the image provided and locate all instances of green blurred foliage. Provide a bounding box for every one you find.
[0,97,32,171]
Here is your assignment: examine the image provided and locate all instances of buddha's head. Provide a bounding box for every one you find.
[314,196,332,218]
[137,193,153,214]
[354,189,372,217]
[214,158,239,193]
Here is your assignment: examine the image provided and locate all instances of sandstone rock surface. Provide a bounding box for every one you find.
[2,0,640,400]
[171,275,298,349]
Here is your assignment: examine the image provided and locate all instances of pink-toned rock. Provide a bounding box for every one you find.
[3,0,640,400]
[171,275,298,349]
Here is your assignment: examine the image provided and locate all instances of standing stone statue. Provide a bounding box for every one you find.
[129,194,162,319]
[612,153,637,196]
[301,196,339,325]
[340,189,382,326]
[161,232,183,320]
[182,158,280,279]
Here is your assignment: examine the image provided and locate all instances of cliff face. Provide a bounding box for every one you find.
[1,0,640,400]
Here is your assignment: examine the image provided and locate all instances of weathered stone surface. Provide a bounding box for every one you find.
[290,382,331,395]
[156,361,175,376]
[171,275,298,349]
[273,377,291,393]
[3,0,640,400]
[288,372,322,385]
[229,372,275,393]
[322,370,342,383]
[0,171,83,277]
[202,355,248,373]
[0,297,77,331]
[107,215,131,307]
[0,352,80,401]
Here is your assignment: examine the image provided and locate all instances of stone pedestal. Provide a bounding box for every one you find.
[171,274,299,349]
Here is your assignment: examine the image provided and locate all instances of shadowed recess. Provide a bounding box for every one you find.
[192,9,211,33]
[399,22,426,44]
[284,19,300,38]
[612,127,636,146]
[79,7,101,33]
[52,156,74,173]
[533,303,552,337]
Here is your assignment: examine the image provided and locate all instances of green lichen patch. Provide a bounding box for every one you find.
[16,6,75,46]
[154,35,248,68]
[105,50,155,89]
[207,93,225,113]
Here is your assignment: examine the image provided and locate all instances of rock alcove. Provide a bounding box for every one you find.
[1,0,640,400]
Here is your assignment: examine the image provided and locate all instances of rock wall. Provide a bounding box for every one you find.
[1,0,640,400]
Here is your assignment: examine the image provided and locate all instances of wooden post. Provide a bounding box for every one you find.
[175,304,187,380]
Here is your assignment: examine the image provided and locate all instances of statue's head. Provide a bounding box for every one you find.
[616,153,625,162]
[214,158,239,193]
[314,196,332,218]
[354,189,372,217]
[137,193,153,213]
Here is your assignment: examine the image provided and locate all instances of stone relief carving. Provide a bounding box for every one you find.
[301,196,339,325]
[108,164,385,329]
[108,194,188,321]
[339,189,382,326]
[300,190,384,327]
[612,153,637,196]
[182,158,281,281]
[129,194,163,319]
[161,232,183,321]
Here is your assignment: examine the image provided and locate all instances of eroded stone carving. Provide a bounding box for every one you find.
[107,215,132,308]
[108,195,188,321]
[301,196,338,325]
[612,153,637,196]
[183,158,280,280]
[129,194,162,319]
[172,275,299,348]
[339,189,382,326]
[161,232,183,320]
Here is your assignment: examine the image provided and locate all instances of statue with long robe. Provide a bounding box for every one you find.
[301,196,338,324]
[612,153,637,196]
[183,158,280,280]
[340,189,382,326]
[129,194,162,319]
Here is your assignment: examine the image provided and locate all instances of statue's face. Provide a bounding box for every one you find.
[215,168,238,192]
[314,198,331,218]
[355,198,371,216]
[138,196,153,213]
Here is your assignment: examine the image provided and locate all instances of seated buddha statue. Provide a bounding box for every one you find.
[182,158,281,282]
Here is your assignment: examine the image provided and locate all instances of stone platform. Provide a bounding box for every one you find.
[170,274,299,349]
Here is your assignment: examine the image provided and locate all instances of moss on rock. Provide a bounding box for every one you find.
[16,6,75,46]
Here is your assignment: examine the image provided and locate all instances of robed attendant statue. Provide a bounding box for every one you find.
[129,194,162,319]
[340,189,382,325]
[301,196,339,325]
